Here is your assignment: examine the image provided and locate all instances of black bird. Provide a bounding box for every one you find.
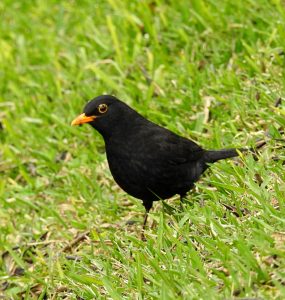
[71,95,245,232]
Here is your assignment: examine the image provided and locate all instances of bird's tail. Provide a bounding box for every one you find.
[203,140,267,164]
[203,148,246,163]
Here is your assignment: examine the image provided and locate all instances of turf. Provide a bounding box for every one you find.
[1,0,285,299]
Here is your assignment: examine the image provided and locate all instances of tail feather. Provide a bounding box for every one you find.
[203,148,246,163]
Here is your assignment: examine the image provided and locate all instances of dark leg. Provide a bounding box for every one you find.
[141,208,150,241]
[141,201,152,240]
[142,210,149,231]
[142,209,149,231]
[180,193,186,210]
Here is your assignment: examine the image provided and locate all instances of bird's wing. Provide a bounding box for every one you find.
[162,133,203,165]
[140,125,204,165]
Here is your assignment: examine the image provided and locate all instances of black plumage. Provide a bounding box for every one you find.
[72,95,244,232]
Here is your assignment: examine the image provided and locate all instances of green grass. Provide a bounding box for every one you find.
[1,0,285,299]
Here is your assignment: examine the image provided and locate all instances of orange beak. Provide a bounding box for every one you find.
[71,113,96,126]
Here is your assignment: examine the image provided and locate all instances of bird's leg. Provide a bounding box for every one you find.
[141,208,150,241]
[142,209,149,231]
[180,194,186,211]
[141,201,153,240]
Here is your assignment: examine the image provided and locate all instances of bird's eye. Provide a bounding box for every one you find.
[98,103,108,114]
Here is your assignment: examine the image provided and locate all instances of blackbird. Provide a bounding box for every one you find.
[72,95,245,231]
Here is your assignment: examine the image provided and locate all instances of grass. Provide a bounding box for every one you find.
[1,0,285,298]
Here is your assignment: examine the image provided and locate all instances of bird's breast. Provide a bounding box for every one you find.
[105,142,157,201]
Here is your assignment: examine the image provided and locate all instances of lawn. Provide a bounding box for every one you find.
[1,0,285,299]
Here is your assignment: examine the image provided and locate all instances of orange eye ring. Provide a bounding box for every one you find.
[98,103,108,114]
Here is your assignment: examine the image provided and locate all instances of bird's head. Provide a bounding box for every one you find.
[71,95,136,138]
